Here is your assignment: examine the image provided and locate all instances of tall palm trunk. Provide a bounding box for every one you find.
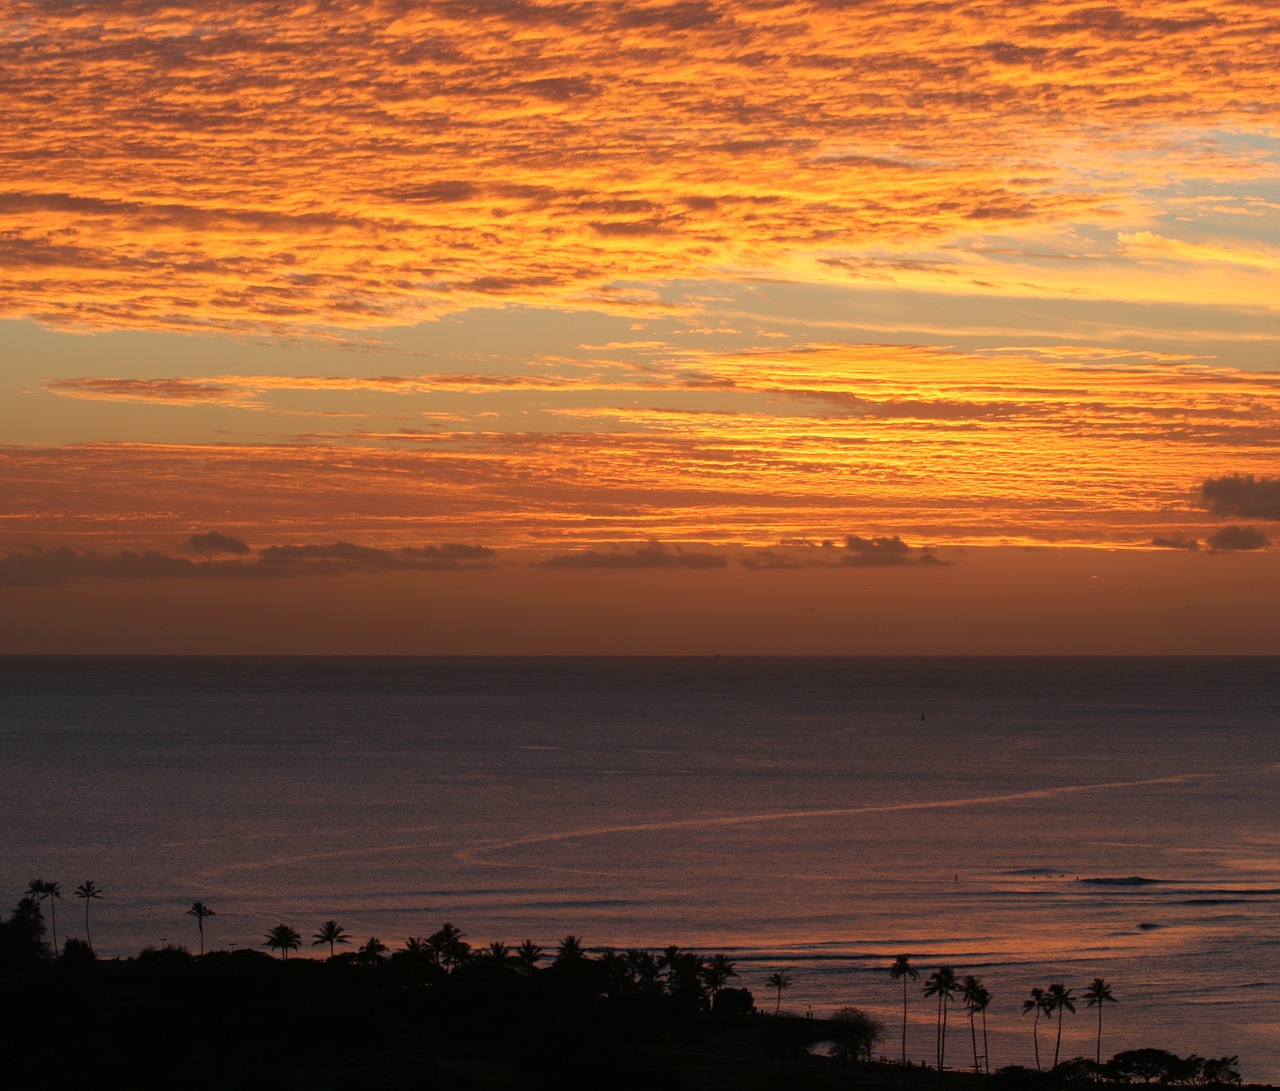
[1032,1010,1041,1072]
[969,1008,980,1073]
[1054,1006,1064,1068]
[901,977,909,1064]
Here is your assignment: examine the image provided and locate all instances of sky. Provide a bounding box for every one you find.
[4,0,1280,654]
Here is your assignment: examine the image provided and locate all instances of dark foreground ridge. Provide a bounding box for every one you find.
[0,943,1269,1091]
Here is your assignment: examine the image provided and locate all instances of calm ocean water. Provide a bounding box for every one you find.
[1,657,1277,1081]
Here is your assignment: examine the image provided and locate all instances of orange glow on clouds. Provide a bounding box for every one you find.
[3,1,1280,652]
[11,345,1280,550]
[3,1,1280,331]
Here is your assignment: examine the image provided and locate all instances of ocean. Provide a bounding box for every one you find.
[1,656,1277,1081]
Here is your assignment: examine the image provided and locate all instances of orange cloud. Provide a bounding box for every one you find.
[4,2,1280,332]
[7,344,1280,552]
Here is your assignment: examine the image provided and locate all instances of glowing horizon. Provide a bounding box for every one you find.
[4,0,1280,652]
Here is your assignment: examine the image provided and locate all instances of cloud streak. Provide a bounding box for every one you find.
[4,2,1280,332]
[0,539,496,586]
[8,345,1280,551]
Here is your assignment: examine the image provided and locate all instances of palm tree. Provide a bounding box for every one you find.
[311,920,351,958]
[960,975,992,1073]
[922,966,959,1070]
[1083,978,1117,1065]
[765,970,792,1015]
[514,939,542,974]
[1047,982,1076,1068]
[26,879,53,955]
[44,881,62,955]
[484,941,510,962]
[888,955,919,1065]
[555,934,585,963]
[1022,987,1051,1071]
[357,936,388,964]
[428,922,470,971]
[185,902,215,955]
[658,944,683,989]
[264,923,301,960]
[73,881,103,952]
[703,953,738,998]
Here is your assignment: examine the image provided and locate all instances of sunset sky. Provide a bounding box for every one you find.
[4,0,1280,653]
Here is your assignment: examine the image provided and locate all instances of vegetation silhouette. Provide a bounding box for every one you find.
[1085,977,1119,1064]
[0,888,1260,1090]
[1046,982,1077,1068]
[184,900,214,955]
[1023,985,1052,1071]
[72,881,102,953]
[311,918,350,957]
[766,970,792,1015]
[923,965,959,1070]
[26,880,61,957]
[264,923,301,959]
[889,954,919,1065]
[961,973,992,1074]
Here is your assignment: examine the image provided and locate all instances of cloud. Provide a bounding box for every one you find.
[741,536,947,569]
[541,541,727,569]
[259,542,497,572]
[188,531,250,556]
[0,540,496,585]
[1150,534,1200,551]
[1201,475,1280,521]
[0,547,209,587]
[6,2,1280,332]
[1205,525,1270,552]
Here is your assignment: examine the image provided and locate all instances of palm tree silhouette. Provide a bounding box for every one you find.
[765,970,792,1015]
[658,944,683,989]
[26,879,51,954]
[357,936,388,964]
[702,953,738,999]
[888,955,919,1065]
[264,923,301,960]
[1022,986,1051,1071]
[185,902,215,955]
[1083,978,1117,1065]
[311,920,351,958]
[1047,982,1076,1068]
[73,881,103,952]
[923,966,959,1070]
[484,941,511,963]
[960,975,992,1073]
[428,922,469,971]
[514,939,542,974]
[44,881,62,955]
[554,934,585,963]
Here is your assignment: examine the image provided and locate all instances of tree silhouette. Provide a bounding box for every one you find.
[27,880,62,957]
[44,881,62,956]
[1084,978,1118,1065]
[1047,982,1077,1068]
[73,881,103,952]
[264,923,301,960]
[702,953,738,998]
[357,936,388,965]
[960,975,992,1074]
[26,879,52,957]
[923,966,959,1070]
[514,939,542,974]
[888,955,919,1065]
[1022,986,1051,1071]
[765,970,792,1015]
[428,922,470,971]
[554,934,585,963]
[311,920,351,958]
[185,902,215,955]
[484,940,510,962]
